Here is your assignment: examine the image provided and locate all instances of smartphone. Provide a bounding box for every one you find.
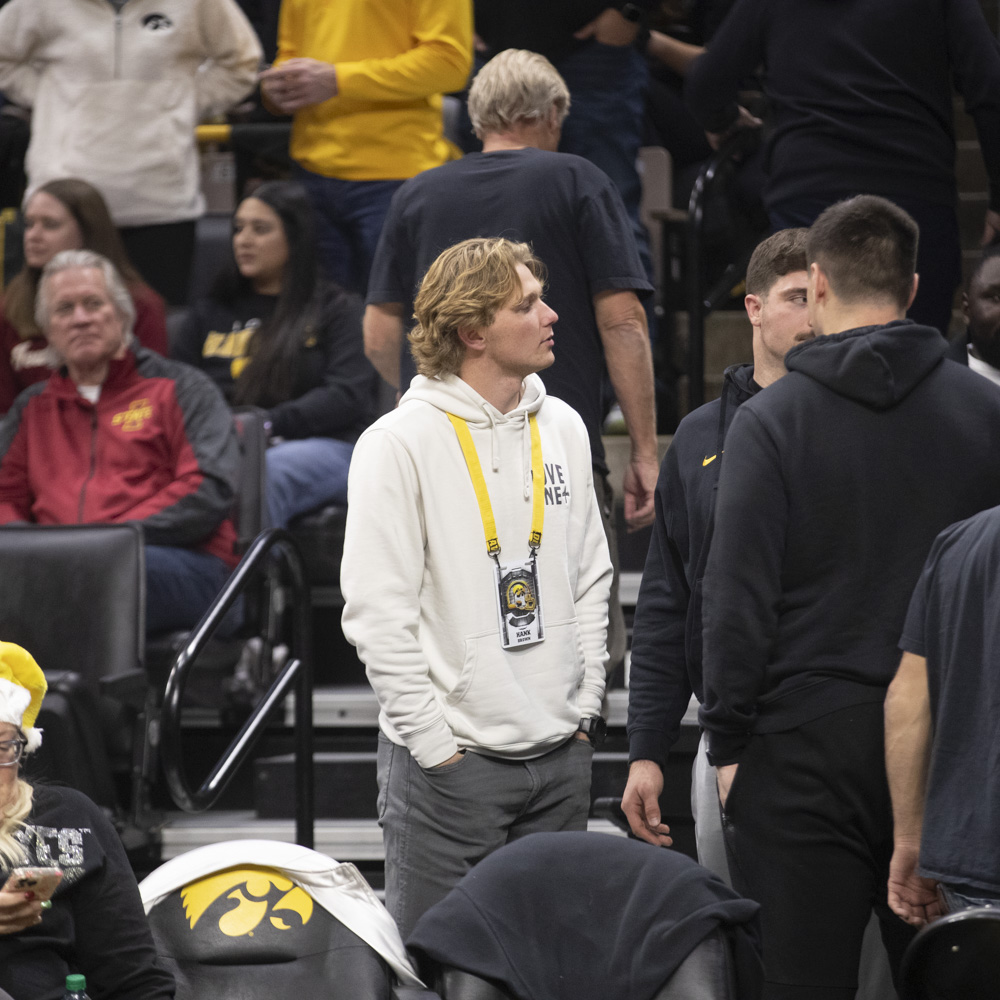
[3,866,63,900]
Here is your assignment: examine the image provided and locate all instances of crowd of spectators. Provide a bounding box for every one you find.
[0,0,999,997]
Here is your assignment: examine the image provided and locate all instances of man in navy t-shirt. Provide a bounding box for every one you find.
[887,505,1000,923]
[364,48,655,669]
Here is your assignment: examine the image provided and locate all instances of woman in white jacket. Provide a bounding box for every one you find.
[0,0,262,305]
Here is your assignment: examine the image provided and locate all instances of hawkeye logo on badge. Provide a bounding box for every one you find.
[496,560,545,648]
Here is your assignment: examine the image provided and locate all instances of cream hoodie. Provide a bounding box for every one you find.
[0,0,261,226]
[341,374,612,768]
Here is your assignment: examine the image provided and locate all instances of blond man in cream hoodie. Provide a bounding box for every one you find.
[342,237,613,939]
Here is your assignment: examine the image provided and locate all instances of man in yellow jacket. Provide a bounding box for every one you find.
[260,0,473,296]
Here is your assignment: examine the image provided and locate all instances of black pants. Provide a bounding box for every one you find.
[721,703,915,999]
[119,219,196,307]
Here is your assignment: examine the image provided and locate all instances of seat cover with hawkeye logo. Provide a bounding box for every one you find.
[138,840,420,988]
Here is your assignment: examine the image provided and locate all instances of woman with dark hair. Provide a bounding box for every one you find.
[0,642,174,1000]
[173,180,376,528]
[0,178,168,412]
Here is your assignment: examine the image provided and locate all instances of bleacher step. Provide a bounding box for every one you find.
[283,685,649,730]
[158,814,627,863]
[251,745,698,821]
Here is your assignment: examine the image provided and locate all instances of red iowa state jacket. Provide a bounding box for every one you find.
[0,347,239,567]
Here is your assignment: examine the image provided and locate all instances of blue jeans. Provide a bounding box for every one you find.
[266,437,354,530]
[769,195,961,336]
[556,40,653,287]
[940,883,1000,913]
[293,165,404,295]
[145,544,233,635]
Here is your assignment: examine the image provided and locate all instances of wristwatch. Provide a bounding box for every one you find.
[620,2,644,23]
[577,716,607,747]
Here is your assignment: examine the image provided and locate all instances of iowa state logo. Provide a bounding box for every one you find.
[112,398,153,433]
[180,867,314,937]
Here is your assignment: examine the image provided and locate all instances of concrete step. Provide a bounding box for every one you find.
[251,743,699,822]
[158,814,629,864]
[280,685,700,732]
[672,309,753,379]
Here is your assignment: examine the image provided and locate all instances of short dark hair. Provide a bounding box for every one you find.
[967,243,1000,291]
[806,195,918,310]
[745,228,809,297]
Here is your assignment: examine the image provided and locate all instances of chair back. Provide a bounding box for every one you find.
[0,523,145,806]
[436,929,737,1000]
[145,863,396,999]
[233,406,269,546]
[0,522,144,683]
[899,906,1000,999]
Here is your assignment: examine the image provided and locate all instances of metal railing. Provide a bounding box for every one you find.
[160,528,314,848]
[685,128,764,411]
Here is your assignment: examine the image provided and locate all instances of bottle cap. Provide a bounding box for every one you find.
[66,975,87,992]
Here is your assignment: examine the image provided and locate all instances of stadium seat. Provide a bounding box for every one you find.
[139,840,431,1000]
[899,905,1000,1000]
[408,832,762,1000]
[0,522,146,811]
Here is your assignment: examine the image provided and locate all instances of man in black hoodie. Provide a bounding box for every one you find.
[700,195,1000,998]
[623,227,810,876]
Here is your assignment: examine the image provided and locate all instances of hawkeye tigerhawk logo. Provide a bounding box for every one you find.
[112,399,153,432]
[180,866,313,937]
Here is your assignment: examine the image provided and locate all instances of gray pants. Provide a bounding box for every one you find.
[377,733,593,941]
[692,731,732,885]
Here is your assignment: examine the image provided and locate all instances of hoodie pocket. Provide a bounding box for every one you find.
[445,621,586,742]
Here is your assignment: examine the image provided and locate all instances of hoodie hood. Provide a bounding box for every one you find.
[714,362,759,457]
[401,372,546,495]
[784,320,947,410]
[402,372,546,424]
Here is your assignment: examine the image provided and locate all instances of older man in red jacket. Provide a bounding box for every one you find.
[0,249,240,633]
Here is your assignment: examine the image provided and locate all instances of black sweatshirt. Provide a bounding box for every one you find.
[408,832,762,1000]
[172,286,377,442]
[628,363,758,766]
[474,1,659,61]
[0,785,174,1000]
[700,321,1000,764]
[685,0,1000,212]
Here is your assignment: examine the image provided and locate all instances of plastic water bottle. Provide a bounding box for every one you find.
[63,974,91,1000]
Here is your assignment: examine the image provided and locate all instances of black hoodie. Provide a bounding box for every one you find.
[700,321,1000,764]
[628,363,758,766]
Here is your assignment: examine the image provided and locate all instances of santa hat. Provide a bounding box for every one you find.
[0,642,46,753]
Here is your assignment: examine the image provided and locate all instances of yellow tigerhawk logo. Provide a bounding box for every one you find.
[180,866,313,937]
[112,399,153,432]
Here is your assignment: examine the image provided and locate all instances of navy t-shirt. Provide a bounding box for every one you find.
[900,504,1000,894]
[366,147,651,474]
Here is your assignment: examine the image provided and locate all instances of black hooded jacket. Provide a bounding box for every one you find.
[628,363,758,765]
[700,321,1000,764]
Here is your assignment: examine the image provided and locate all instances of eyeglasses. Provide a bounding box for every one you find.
[0,739,27,767]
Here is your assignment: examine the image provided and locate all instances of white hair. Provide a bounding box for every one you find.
[467,49,570,139]
[36,249,136,344]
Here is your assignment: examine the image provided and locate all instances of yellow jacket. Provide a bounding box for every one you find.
[276,0,473,181]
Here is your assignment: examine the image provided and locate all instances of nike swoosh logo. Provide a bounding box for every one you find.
[702,454,718,467]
